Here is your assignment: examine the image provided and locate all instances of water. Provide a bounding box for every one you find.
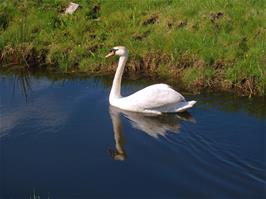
[0,72,265,199]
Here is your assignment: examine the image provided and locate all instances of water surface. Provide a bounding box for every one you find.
[0,72,265,198]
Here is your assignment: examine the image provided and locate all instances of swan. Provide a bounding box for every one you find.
[105,46,196,114]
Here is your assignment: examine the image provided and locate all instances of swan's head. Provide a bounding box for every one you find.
[105,46,128,58]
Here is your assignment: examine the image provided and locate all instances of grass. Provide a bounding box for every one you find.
[0,0,265,95]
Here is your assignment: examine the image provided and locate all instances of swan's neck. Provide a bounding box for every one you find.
[109,55,128,101]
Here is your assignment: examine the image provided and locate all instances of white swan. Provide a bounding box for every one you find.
[106,46,196,114]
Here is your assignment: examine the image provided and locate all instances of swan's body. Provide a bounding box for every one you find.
[106,46,196,114]
[111,83,196,114]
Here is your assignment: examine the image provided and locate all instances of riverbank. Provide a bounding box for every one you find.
[0,0,265,96]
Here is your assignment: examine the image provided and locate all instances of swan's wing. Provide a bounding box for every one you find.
[121,84,185,110]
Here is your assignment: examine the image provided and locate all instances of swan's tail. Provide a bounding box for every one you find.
[175,100,197,113]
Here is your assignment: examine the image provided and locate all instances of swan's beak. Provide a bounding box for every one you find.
[105,51,115,58]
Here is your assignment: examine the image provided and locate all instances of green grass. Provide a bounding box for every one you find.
[0,0,265,95]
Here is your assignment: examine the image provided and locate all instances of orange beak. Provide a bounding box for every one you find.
[105,51,115,58]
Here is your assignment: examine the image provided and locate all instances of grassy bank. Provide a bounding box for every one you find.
[0,0,265,95]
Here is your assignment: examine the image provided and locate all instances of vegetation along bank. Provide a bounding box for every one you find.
[0,0,265,95]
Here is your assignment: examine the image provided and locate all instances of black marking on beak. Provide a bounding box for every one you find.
[110,48,118,53]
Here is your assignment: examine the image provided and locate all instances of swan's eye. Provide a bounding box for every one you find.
[110,49,118,53]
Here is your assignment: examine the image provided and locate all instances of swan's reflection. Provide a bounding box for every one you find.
[108,106,196,161]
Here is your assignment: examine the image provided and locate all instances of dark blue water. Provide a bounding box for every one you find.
[0,73,265,199]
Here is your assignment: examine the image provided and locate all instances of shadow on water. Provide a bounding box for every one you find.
[197,93,266,121]
[1,70,265,120]
[108,106,196,161]
[0,68,105,102]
